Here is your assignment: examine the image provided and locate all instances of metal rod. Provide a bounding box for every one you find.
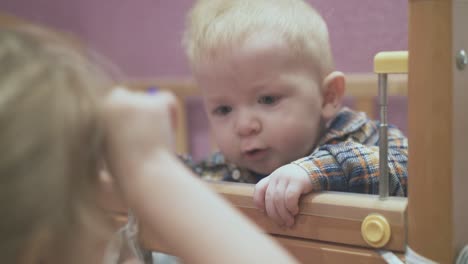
[378,73,389,200]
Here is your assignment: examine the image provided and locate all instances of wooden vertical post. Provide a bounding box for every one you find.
[408,0,453,262]
[408,0,468,262]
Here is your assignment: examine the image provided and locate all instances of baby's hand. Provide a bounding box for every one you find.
[103,87,177,180]
[253,164,313,227]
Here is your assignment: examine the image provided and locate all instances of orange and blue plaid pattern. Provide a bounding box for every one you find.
[182,107,408,196]
[292,108,407,196]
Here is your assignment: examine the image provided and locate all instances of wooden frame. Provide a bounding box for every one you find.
[6,2,466,262]
[127,76,410,263]
[82,1,465,262]
[124,73,410,263]
[140,183,407,263]
[136,0,468,263]
[407,0,468,263]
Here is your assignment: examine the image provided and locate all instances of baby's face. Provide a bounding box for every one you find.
[195,35,325,174]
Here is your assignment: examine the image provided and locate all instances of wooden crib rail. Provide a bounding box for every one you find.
[139,182,407,263]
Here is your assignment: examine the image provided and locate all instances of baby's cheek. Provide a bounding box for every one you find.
[280,124,317,155]
[215,132,237,155]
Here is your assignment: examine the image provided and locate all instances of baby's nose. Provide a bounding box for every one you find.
[236,113,261,137]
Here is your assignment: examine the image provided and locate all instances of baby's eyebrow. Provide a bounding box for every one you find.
[255,83,294,93]
[249,79,275,91]
[205,95,231,104]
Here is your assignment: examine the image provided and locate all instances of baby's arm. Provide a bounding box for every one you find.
[254,127,407,227]
[293,127,408,196]
[103,89,299,264]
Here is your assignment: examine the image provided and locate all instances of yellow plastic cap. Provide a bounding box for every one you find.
[374,51,408,74]
[361,214,391,248]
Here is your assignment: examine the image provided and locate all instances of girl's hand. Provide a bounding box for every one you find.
[102,87,177,181]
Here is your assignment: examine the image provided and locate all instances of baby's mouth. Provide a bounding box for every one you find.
[245,149,261,155]
[243,148,268,160]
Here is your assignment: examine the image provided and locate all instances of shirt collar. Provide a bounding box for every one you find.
[318,107,368,145]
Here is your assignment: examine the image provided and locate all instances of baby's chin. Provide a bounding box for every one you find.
[243,163,279,176]
[227,155,282,175]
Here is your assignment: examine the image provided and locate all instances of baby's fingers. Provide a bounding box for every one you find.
[265,182,284,226]
[253,177,270,212]
[273,180,295,227]
[284,183,302,216]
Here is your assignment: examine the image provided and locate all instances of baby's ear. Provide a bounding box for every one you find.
[321,71,345,122]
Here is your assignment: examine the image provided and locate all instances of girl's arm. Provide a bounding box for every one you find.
[103,88,299,264]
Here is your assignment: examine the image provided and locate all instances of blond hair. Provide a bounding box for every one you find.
[0,25,111,263]
[184,0,334,80]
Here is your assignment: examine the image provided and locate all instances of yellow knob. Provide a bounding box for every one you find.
[361,214,391,248]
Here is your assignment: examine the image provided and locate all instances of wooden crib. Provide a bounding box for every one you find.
[4,0,466,262]
[130,0,468,263]
[124,74,409,264]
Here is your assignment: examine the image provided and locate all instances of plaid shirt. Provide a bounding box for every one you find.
[182,107,408,196]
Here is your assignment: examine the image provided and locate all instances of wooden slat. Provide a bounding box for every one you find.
[209,182,407,252]
[345,73,407,97]
[354,96,375,119]
[141,233,404,264]
[274,235,404,264]
[0,12,30,26]
[141,182,408,252]
[407,0,456,263]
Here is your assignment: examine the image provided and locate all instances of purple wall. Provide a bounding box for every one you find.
[1,0,408,159]
[1,0,407,77]
[312,0,408,73]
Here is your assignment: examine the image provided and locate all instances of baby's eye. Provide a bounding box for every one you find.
[258,95,280,105]
[213,105,232,116]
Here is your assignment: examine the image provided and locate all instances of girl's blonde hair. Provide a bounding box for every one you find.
[183,0,334,80]
[0,25,112,262]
